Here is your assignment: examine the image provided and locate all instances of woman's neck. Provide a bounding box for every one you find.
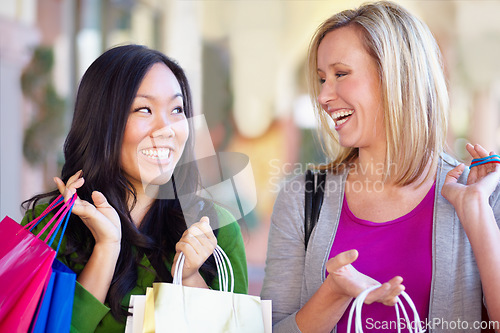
[128,185,157,227]
[351,147,388,183]
[351,147,436,188]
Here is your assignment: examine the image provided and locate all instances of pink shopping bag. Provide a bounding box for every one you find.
[0,217,56,332]
[0,194,76,333]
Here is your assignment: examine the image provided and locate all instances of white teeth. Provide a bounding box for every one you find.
[331,109,354,120]
[336,117,349,125]
[141,148,171,159]
[330,109,354,126]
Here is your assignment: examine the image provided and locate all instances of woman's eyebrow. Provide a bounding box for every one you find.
[317,62,350,72]
[135,92,184,101]
[171,93,183,101]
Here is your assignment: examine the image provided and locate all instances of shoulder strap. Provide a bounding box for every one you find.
[304,170,314,249]
[304,169,326,250]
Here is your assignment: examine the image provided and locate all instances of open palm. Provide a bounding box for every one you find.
[442,144,500,211]
[325,249,405,306]
[54,170,121,245]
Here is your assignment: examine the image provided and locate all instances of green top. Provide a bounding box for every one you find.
[23,204,248,333]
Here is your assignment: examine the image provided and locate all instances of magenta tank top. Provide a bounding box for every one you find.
[328,182,435,332]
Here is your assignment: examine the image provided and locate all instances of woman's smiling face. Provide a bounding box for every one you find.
[121,62,189,191]
[316,25,386,151]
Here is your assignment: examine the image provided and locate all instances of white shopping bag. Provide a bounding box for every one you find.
[125,295,147,333]
[347,285,424,333]
[261,299,272,333]
[125,246,270,333]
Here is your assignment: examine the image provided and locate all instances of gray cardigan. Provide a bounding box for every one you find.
[261,154,500,332]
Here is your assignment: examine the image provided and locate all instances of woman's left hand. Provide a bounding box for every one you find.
[443,146,500,323]
[172,216,217,288]
[442,143,500,213]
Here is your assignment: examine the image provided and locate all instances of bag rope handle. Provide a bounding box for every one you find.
[23,194,64,231]
[214,245,234,293]
[213,247,228,291]
[43,195,76,244]
[347,284,425,333]
[173,245,234,293]
[470,155,500,168]
[23,194,77,253]
[173,253,185,286]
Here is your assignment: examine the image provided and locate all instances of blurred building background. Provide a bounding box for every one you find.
[1,0,500,296]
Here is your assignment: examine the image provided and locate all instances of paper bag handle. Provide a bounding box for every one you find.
[173,245,235,293]
[346,284,425,333]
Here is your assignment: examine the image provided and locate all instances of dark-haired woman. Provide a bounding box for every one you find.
[22,44,248,332]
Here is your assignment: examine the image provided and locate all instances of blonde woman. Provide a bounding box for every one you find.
[261,1,500,332]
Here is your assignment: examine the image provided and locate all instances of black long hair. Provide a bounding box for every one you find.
[23,44,218,321]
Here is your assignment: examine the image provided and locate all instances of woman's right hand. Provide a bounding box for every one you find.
[172,217,217,288]
[296,249,404,332]
[325,249,404,306]
[55,170,122,303]
[54,170,121,246]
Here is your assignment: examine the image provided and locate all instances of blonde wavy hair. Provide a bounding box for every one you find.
[308,1,449,186]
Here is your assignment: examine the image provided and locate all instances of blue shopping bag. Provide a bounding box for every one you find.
[27,194,77,333]
[31,259,76,333]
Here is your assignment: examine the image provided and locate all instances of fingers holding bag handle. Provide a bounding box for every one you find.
[172,217,217,288]
[173,246,234,293]
[347,285,424,333]
[53,170,121,246]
